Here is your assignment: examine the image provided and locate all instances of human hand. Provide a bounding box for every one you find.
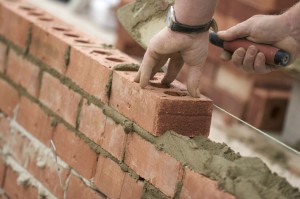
[218,14,300,73]
[134,27,209,97]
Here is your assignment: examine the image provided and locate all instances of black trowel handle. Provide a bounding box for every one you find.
[209,32,290,66]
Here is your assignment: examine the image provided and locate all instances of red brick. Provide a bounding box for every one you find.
[39,73,81,126]
[66,47,112,102]
[67,174,105,199]
[110,71,213,137]
[6,130,31,167]
[94,156,125,199]
[0,2,32,49]
[180,168,235,199]
[3,166,39,199]
[100,117,127,160]
[0,79,19,116]
[245,88,290,131]
[125,133,183,197]
[79,100,106,145]
[29,22,70,74]
[0,42,7,73]
[16,97,54,145]
[120,173,144,199]
[6,50,40,97]
[27,149,70,199]
[53,124,98,179]
[0,116,10,147]
[0,158,6,187]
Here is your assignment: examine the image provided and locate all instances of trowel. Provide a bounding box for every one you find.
[117,0,290,66]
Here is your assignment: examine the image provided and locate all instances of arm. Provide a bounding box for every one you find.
[218,2,300,73]
[134,0,217,97]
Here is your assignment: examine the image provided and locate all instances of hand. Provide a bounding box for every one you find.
[218,14,300,73]
[134,27,209,97]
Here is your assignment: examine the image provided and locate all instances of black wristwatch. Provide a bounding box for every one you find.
[167,6,215,34]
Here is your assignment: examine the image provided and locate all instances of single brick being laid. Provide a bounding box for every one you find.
[110,71,213,137]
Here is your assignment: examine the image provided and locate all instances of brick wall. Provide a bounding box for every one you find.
[0,0,299,199]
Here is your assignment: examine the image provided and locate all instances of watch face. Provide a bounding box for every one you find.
[166,6,174,28]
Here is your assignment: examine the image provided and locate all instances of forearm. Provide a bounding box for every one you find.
[283,2,300,43]
[174,0,217,26]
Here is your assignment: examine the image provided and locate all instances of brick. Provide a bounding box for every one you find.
[125,133,183,197]
[29,22,70,74]
[0,42,7,73]
[0,79,19,116]
[120,173,144,199]
[245,88,289,131]
[16,97,54,145]
[26,146,70,199]
[0,116,10,147]
[52,124,98,179]
[110,71,213,137]
[6,50,40,97]
[94,156,125,199]
[100,117,127,160]
[79,100,106,145]
[0,157,6,187]
[180,168,235,199]
[67,174,105,199]
[66,47,112,102]
[7,130,31,167]
[39,73,81,126]
[0,2,32,49]
[3,166,39,199]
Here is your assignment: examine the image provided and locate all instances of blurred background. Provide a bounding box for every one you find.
[29,0,300,188]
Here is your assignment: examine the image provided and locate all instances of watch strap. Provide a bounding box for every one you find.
[170,18,215,33]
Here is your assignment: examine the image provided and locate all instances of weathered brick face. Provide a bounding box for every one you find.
[0,0,298,199]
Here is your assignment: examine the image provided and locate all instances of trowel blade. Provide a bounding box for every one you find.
[117,0,173,49]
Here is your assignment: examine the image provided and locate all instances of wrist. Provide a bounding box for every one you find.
[174,0,217,26]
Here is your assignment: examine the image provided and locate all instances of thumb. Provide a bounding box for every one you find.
[218,21,251,41]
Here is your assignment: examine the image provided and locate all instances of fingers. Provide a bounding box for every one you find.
[186,66,202,98]
[220,50,232,61]
[218,21,251,41]
[161,55,184,85]
[134,48,160,88]
[242,45,258,71]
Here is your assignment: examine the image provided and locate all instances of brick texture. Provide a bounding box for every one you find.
[66,47,111,102]
[0,116,10,147]
[94,156,125,199]
[125,133,183,197]
[6,50,40,97]
[100,117,127,160]
[0,79,19,116]
[67,174,105,199]
[16,97,54,145]
[79,100,106,145]
[3,166,39,199]
[180,168,235,199]
[52,124,98,179]
[0,42,7,73]
[110,71,213,137]
[120,173,144,199]
[0,2,32,49]
[0,158,6,187]
[39,73,81,126]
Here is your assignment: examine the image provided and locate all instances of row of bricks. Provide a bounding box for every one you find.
[0,0,212,137]
[0,155,106,199]
[0,95,234,198]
